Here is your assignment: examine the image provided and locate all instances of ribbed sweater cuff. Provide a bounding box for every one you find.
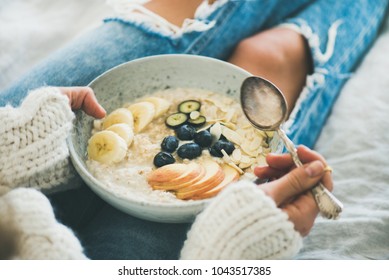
[180,180,302,259]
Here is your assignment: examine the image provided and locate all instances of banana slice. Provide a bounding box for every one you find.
[144,97,170,118]
[87,130,127,164]
[102,108,134,130]
[105,123,134,147]
[128,101,155,132]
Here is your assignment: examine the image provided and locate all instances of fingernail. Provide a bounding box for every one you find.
[305,161,324,177]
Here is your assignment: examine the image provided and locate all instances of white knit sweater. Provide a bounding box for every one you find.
[0,87,302,260]
[0,87,77,195]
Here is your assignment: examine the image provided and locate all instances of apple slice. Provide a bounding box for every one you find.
[147,163,189,185]
[192,164,240,200]
[175,160,225,200]
[151,163,205,191]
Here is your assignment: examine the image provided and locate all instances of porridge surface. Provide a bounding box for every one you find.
[87,88,271,203]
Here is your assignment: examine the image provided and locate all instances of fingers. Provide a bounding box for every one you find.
[255,145,333,191]
[59,87,106,119]
[253,166,286,181]
[261,160,325,206]
[255,145,334,236]
[80,87,106,119]
[282,192,319,236]
[264,145,326,170]
[264,152,294,170]
[297,145,327,165]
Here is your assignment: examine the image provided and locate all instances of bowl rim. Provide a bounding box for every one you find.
[87,54,253,88]
[67,54,253,211]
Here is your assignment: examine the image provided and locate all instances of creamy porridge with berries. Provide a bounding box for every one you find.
[86,88,274,203]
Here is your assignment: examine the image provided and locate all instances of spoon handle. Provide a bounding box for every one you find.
[277,128,343,219]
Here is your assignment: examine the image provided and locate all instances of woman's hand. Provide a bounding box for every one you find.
[58,87,106,118]
[254,145,333,236]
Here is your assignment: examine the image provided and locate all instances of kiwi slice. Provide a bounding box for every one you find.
[188,115,206,127]
[165,112,188,128]
[178,100,201,114]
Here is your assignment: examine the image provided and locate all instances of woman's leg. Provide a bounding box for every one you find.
[228,0,388,148]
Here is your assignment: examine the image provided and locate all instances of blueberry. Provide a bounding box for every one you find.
[175,124,196,141]
[153,152,175,167]
[177,143,202,159]
[194,130,212,147]
[161,136,179,152]
[209,140,235,157]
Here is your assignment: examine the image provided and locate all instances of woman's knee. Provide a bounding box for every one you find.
[229,29,288,74]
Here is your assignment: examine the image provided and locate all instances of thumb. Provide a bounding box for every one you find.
[262,160,325,206]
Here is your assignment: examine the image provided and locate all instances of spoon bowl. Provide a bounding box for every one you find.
[241,76,288,130]
[240,76,343,219]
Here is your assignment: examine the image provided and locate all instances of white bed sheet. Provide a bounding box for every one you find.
[1,0,388,259]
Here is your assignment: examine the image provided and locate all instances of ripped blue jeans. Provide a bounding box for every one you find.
[1,0,387,147]
[1,0,388,259]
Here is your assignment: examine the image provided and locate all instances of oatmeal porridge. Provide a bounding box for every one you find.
[86,88,274,203]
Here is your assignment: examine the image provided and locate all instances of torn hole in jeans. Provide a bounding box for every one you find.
[105,0,228,38]
[280,19,344,132]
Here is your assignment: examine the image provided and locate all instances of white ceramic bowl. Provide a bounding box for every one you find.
[68,54,279,223]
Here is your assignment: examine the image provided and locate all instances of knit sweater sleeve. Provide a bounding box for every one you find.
[180,180,303,260]
[0,87,79,194]
[0,188,87,259]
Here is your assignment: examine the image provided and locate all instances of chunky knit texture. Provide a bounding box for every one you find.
[0,87,302,259]
[180,181,302,259]
[0,87,76,194]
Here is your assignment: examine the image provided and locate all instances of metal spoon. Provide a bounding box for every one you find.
[240,76,343,219]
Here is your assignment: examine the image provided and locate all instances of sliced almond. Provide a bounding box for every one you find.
[256,154,268,166]
[206,118,225,124]
[221,149,244,175]
[239,161,253,169]
[93,119,103,130]
[197,123,213,132]
[203,98,227,110]
[231,148,242,163]
[240,141,258,157]
[249,137,263,151]
[241,119,253,129]
[223,108,236,123]
[190,111,201,120]
[203,105,218,119]
[235,128,247,138]
[240,155,252,164]
[255,129,268,138]
[228,162,244,175]
[220,149,232,162]
[221,126,244,145]
[262,147,271,155]
[210,122,222,144]
[220,121,236,130]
